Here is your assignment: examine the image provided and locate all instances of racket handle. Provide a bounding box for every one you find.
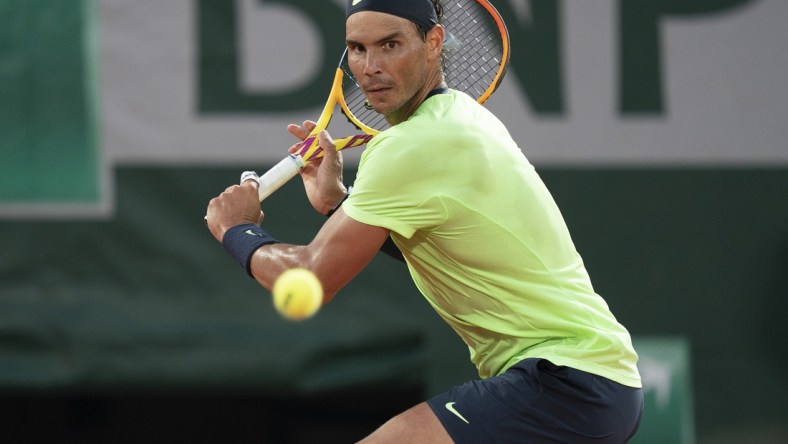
[243,135,371,202]
[245,154,306,202]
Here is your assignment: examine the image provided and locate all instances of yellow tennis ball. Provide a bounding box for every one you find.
[272,268,323,321]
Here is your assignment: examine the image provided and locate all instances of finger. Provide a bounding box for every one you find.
[288,138,309,154]
[286,120,318,141]
[318,130,337,155]
[287,123,309,141]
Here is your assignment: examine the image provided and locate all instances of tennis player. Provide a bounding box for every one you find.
[206,0,643,442]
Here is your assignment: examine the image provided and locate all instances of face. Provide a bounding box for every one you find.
[346,11,443,123]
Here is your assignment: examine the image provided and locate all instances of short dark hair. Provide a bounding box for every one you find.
[415,0,446,70]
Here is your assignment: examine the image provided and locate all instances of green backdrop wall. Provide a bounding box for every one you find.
[2,0,788,442]
[2,166,787,442]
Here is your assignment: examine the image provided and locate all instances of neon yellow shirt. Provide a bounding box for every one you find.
[343,90,641,388]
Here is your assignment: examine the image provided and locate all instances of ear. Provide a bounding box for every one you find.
[426,25,445,60]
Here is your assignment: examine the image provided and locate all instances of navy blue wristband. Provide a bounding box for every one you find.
[326,186,352,217]
[222,224,279,277]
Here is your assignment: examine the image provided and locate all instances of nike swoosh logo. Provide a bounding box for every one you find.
[444,402,469,424]
[245,229,262,237]
[352,0,363,5]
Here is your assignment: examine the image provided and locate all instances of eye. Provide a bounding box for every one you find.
[383,41,397,50]
[348,43,365,54]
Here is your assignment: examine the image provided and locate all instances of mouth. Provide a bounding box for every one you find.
[364,85,392,99]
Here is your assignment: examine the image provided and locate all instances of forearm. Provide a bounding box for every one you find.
[246,211,387,302]
[248,243,317,291]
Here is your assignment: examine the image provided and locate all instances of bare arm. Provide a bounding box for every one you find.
[248,208,390,302]
[206,121,390,303]
[205,178,390,303]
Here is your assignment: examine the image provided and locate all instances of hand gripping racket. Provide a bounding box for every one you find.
[244,0,511,201]
[245,49,387,201]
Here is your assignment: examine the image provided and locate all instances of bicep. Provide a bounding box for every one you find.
[308,208,390,300]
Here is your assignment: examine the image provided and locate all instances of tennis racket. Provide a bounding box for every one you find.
[244,0,510,201]
[245,48,387,201]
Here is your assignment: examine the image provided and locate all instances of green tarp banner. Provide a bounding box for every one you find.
[0,0,104,217]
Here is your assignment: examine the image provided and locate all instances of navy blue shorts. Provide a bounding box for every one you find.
[427,359,643,443]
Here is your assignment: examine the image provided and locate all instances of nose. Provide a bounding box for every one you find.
[362,51,381,77]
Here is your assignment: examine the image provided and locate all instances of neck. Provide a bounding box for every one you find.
[385,72,446,126]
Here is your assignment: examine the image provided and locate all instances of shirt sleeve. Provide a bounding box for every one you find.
[341,131,448,239]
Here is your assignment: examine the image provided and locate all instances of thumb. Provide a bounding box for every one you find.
[243,179,259,191]
[319,130,337,158]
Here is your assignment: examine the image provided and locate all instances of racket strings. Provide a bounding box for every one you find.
[442,0,505,102]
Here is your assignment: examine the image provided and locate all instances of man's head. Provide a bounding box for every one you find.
[345,0,446,125]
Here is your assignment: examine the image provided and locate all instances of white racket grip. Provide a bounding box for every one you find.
[250,154,306,202]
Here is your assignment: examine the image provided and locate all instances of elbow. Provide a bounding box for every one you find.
[321,291,337,304]
[318,278,341,304]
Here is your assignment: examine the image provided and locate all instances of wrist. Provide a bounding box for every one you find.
[221,224,279,277]
[326,186,352,217]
